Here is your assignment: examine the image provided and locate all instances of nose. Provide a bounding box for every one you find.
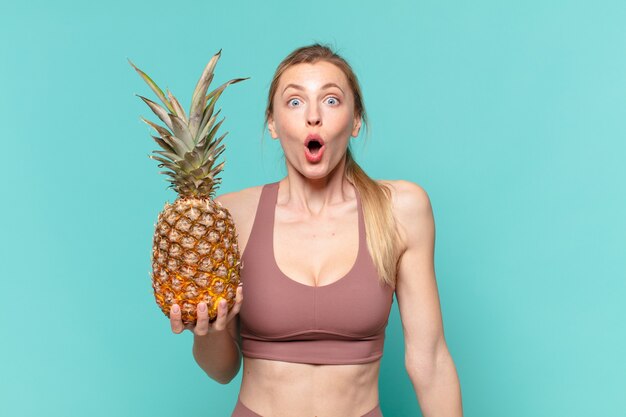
[306,103,321,127]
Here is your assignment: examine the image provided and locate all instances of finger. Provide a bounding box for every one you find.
[194,302,209,336]
[212,298,228,331]
[226,286,244,321]
[170,304,184,334]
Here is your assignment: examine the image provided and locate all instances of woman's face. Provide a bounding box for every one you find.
[268,61,362,179]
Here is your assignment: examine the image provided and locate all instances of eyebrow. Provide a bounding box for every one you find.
[282,82,344,95]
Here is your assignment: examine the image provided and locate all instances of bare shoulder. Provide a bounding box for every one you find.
[376,179,434,250]
[215,185,262,212]
[214,185,264,226]
[376,179,432,216]
[214,184,265,255]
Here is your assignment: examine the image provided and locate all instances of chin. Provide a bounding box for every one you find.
[286,155,342,179]
[291,162,325,178]
[302,162,344,180]
[301,170,328,180]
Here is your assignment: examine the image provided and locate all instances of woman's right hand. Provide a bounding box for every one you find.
[169,284,243,335]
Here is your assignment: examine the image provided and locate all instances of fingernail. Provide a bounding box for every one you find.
[172,305,180,313]
[199,303,206,312]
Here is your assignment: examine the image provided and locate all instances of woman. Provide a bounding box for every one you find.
[169,43,463,417]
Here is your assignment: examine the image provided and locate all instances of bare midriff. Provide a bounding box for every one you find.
[238,357,381,416]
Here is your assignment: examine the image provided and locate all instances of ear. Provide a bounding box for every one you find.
[268,115,278,139]
[351,115,362,137]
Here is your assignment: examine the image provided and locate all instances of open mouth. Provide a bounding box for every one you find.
[304,136,325,162]
[307,139,323,154]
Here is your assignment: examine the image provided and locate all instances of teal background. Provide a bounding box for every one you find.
[1,0,624,416]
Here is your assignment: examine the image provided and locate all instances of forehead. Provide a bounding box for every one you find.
[278,61,350,91]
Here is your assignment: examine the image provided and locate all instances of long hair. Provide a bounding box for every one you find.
[263,43,401,288]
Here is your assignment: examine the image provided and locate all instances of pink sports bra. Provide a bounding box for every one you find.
[238,181,395,365]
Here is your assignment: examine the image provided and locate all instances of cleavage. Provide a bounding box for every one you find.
[273,210,359,287]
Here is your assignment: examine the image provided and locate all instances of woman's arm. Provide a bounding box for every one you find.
[187,191,249,384]
[192,313,242,384]
[170,296,243,385]
[390,180,463,417]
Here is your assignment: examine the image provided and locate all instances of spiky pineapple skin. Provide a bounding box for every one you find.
[151,197,241,324]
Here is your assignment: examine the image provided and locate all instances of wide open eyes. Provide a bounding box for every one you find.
[288,98,302,107]
[287,96,340,108]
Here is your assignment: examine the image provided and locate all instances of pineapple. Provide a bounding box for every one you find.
[129,49,248,324]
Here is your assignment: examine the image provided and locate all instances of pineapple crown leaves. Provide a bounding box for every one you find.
[128,49,249,198]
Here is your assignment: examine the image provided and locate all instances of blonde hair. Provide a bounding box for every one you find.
[263,43,401,288]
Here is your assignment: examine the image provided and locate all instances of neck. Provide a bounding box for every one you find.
[279,154,355,216]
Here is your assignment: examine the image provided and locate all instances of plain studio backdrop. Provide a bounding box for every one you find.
[1,1,624,416]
